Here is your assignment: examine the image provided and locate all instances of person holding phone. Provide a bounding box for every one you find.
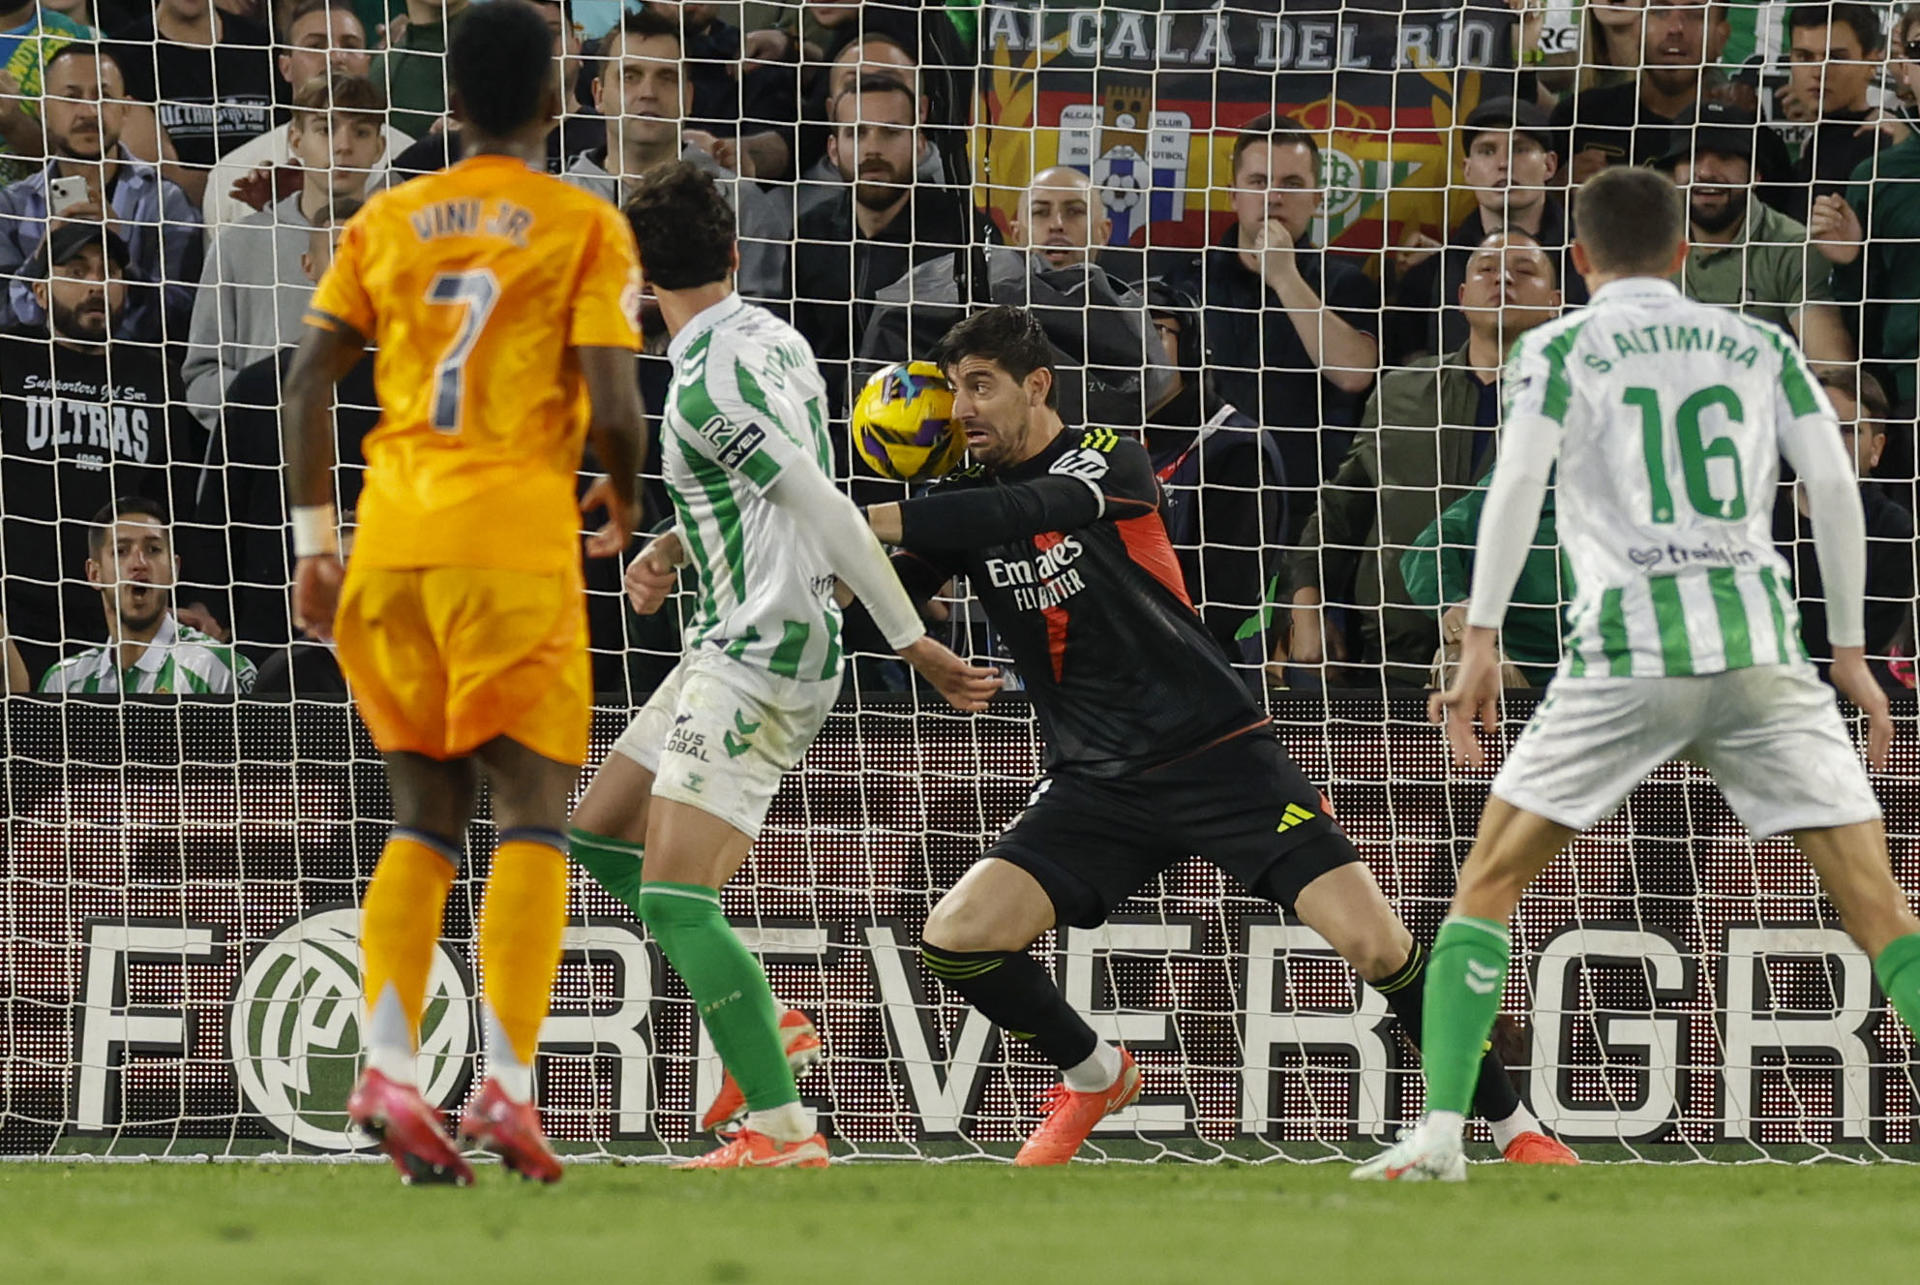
[0,41,201,340]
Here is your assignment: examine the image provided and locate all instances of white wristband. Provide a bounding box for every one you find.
[292,505,339,558]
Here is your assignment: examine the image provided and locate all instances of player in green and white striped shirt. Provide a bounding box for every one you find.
[38,497,255,696]
[1359,167,1920,1182]
[565,162,1000,1169]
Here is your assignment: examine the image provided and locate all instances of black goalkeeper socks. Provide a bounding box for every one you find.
[922,945,1101,1071]
[1374,940,1526,1124]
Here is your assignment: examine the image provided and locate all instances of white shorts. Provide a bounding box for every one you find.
[609,649,839,838]
[1492,666,1883,840]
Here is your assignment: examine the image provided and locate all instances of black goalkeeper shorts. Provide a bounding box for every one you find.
[985,729,1362,928]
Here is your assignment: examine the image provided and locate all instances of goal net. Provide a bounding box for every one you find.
[3,0,1918,1162]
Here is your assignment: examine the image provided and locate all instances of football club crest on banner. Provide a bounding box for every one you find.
[1056,88,1193,246]
[979,1,1522,255]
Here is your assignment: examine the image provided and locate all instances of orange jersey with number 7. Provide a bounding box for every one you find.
[305,153,642,575]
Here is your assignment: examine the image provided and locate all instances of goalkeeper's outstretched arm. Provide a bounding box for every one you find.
[622,464,1001,712]
[865,474,1140,551]
[769,465,1001,711]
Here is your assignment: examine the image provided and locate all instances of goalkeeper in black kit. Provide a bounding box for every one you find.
[867,306,1575,1165]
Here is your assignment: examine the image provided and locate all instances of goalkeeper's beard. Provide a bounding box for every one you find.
[968,412,1034,472]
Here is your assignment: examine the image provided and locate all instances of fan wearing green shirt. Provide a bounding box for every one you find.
[1657,100,1854,367]
[366,0,472,138]
[38,495,255,696]
[1401,473,1567,689]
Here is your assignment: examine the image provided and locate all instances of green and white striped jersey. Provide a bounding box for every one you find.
[38,613,259,695]
[1499,278,1838,678]
[662,294,844,682]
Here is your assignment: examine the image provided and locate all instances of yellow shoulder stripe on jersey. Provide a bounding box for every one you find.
[1080,427,1120,452]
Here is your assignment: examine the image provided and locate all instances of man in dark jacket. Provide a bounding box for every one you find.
[1192,113,1380,543]
[208,208,378,660]
[793,73,991,419]
[1285,232,1561,689]
[1814,37,1920,407]
[1774,368,1915,692]
[1773,2,1899,226]
[990,165,1172,431]
[1388,97,1584,366]
[1141,279,1283,667]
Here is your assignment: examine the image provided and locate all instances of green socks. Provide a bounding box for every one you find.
[1874,932,1920,1039]
[1421,916,1512,1117]
[1415,924,1920,1119]
[569,827,646,913]
[636,881,799,1113]
[573,833,800,1115]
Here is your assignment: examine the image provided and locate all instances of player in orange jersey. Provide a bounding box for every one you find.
[279,0,646,1187]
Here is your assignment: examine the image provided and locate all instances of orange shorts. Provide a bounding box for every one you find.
[334,564,591,766]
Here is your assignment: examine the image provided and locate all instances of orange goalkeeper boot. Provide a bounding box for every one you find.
[1502,1130,1579,1165]
[457,1077,564,1184]
[698,1008,826,1133]
[347,1068,474,1187]
[676,1127,830,1169]
[1013,1047,1141,1167]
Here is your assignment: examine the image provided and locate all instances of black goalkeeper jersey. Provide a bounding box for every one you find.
[893,426,1270,778]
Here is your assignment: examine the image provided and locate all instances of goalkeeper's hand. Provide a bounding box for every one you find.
[292,555,345,642]
[1830,645,1893,771]
[1430,626,1503,767]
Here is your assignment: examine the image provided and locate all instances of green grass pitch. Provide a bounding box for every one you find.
[4,1160,1917,1284]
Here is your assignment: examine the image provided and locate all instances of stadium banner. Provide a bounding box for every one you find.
[974,0,1523,254]
[2,695,1917,1160]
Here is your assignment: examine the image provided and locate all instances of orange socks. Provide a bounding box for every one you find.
[360,830,459,1081]
[361,827,569,1099]
[478,830,571,1093]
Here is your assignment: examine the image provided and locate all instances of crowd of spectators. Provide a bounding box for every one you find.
[0,0,1915,703]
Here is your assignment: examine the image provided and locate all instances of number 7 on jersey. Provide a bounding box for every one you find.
[425,269,500,434]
